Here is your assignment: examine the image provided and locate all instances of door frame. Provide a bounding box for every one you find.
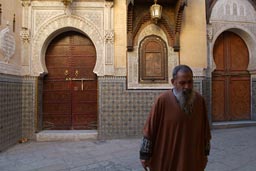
[208,28,256,122]
[37,30,99,131]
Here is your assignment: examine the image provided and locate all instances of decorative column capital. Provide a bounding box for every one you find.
[21,0,31,7]
[62,0,73,7]
[105,1,114,8]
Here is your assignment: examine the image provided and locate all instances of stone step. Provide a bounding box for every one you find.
[36,130,98,141]
[212,120,256,129]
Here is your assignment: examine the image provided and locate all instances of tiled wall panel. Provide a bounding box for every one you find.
[0,74,22,152]
[98,77,206,139]
[22,77,37,140]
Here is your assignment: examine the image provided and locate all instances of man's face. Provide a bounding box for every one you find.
[172,71,193,93]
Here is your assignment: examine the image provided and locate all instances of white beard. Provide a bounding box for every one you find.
[173,88,196,115]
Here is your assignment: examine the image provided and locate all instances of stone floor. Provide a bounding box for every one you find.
[1,126,256,171]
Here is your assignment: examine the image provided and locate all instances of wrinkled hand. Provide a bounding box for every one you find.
[140,160,149,171]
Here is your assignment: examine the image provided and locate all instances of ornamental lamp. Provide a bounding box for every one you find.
[150,0,162,24]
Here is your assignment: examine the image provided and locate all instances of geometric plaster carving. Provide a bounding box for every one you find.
[34,11,63,32]
[211,0,256,22]
[20,27,30,43]
[127,24,179,89]
[75,11,103,30]
[104,29,115,75]
[105,29,114,44]
[103,1,114,75]
[32,14,104,76]
[0,27,16,63]
[0,62,21,75]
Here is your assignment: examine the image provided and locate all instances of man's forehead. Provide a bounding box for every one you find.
[176,71,193,77]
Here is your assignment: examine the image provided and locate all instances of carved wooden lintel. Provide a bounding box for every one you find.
[127,2,134,51]
[174,0,187,52]
[173,32,180,52]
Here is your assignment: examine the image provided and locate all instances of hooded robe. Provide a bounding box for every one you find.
[143,90,211,171]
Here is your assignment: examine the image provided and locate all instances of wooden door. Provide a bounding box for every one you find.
[212,31,251,121]
[43,31,97,130]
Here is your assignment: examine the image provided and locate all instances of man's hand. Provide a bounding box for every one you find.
[140,160,149,171]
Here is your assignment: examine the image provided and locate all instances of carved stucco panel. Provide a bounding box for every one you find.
[75,11,103,31]
[210,0,256,22]
[0,62,21,75]
[0,27,16,63]
[34,10,63,32]
[127,24,179,89]
[32,15,104,76]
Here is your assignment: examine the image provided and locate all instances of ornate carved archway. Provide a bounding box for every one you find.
[32,15,104,76]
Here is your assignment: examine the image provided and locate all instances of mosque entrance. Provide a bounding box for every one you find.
[43,31,97,130]
[212,31,251,121]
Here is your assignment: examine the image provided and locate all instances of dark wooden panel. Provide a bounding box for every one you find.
[71,56,96,66]
[72,90,97,102]
[72,115,97,129]
[45,68,69,79]
[43,91,71,102]
[71,46,96,56]
[43,115,71,130]
[43,81,70,91]
[212,77,226,121]
[145,41,161,51]
[46,46,70,56]
[229,76,251,120]
[140,36,167,82]
[213,33,225,72]
[144,52,162,77]
[43,103,71,114]
[72,102,97,114]
[45,56,69,67]
[229,33,249,71]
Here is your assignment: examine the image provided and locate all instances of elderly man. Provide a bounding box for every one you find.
[140,65,211,171]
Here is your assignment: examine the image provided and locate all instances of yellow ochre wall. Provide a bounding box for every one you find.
[180,0,207,68]
[114,0,127,68]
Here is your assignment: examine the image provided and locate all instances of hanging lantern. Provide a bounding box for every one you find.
[150,0,162,24]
